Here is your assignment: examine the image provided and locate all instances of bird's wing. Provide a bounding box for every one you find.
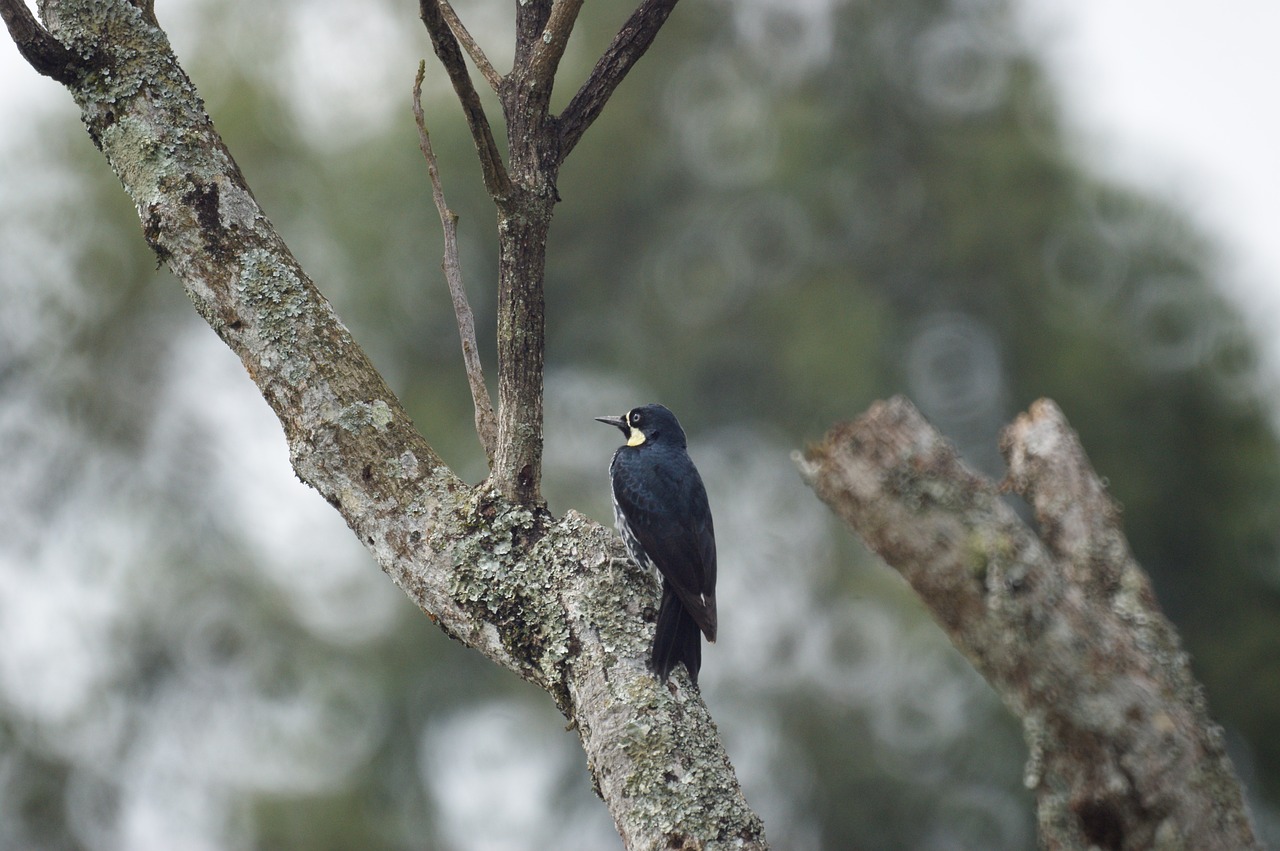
[612,455,717,639]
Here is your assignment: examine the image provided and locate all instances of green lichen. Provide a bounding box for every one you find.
[616,686,766,845]
[966,527,1024,600]
[235,248,308,344]
[447,492,568,683]
[336,400,393,432]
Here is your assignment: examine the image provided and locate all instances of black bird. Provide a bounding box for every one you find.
[596,404,717,684]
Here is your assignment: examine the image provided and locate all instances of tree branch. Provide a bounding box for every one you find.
[7,2,765,846]
[799,397,1260,850]
[482,0,683,503]
[513,0,553,71]
[557,0,680,161]
[413,62,498,464]
[418,0,511,200]
[436,0,501,93]
[422,0,554,504]
[527,0,584,94]
[0,0,89,84]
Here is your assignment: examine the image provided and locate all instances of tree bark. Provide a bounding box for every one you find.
[493,191,553,503]
[799,397,1260,850]
[2,1,765,848]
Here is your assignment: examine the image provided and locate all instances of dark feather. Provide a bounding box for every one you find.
[610,446,717,641]
[652,581,704,683]
[600,404,719,683]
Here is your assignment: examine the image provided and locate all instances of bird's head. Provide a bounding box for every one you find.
[595,404,687,449]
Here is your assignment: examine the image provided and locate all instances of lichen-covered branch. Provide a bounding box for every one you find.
[412,62,498,464]
[6,1,764,847]
[799,397,1259,850]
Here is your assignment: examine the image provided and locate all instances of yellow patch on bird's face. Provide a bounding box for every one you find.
[626,427,647,447]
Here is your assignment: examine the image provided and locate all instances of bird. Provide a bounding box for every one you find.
[596,404,717,684]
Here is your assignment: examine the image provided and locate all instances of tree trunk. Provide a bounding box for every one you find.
[493,189,553,504]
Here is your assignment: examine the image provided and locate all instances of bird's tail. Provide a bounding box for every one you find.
[652,582,703,684]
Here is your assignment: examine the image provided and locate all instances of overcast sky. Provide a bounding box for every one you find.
[1017,0,1280,375]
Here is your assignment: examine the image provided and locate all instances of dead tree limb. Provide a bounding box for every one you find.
[418,0,511,201]
[558,0,680,159]
[412,62,498,463]
[0,0,88,83]
[436,0,502,92]
[799,396,1260,850]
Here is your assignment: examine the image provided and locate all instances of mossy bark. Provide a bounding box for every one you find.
[800,397,1260,850]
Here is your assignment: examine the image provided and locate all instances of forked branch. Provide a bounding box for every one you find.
[436,0,501,93]
[0,0,87,83]
[799,397,1260,850]
[416,0,683,503]
[418,0,511,199]
[6,1,761,846]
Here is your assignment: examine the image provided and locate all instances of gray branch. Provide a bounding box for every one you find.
[412,62,498,464]
[799,396,1260,850]
[6,2,765,847]
[527,0,584,96]
[436,0,501,92]
[418,0,511,200]
[558,0,681,160]
[413,0,684,506]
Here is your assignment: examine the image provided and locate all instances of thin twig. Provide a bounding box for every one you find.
[437,0,502,94]
[558,0,680,160]
[414,62,498,463]
[419,0,512,201]
[528,0,584,89]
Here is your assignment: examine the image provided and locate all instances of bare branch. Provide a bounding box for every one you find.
[527,0,584,92]
[513,0,553,70]
[436,0,501,93]
[0,0,89,83]
[413,62,498,464]
[1001,398,1132,591]
[799,397,1260,850]
[558,0,680,161]
[418,0,512,200]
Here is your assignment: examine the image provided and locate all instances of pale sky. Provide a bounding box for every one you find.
[1017,0,1280,375]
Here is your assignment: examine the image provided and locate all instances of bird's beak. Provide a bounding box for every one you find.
[595,414,627,433]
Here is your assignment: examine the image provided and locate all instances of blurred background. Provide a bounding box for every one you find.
[3,0,1280,848]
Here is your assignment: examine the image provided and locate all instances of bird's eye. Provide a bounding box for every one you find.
[630,411,641,425]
